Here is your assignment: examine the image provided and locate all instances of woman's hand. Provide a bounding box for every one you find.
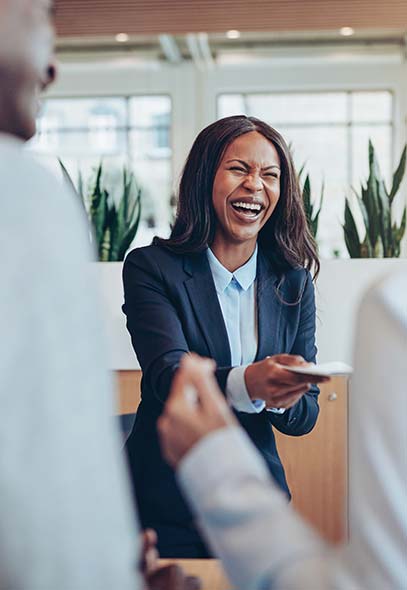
[244,354,330,410]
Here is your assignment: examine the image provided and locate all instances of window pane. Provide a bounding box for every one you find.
[128,96,172,234]
[30,129,127,157]
[217,94,246,118]
[280,125,348,257]
[129,131,172,230]
[129,96,171,129]
[30,95,173,249]
[351,91,392,123]
[38,98,127,129]
[246,93,348,124]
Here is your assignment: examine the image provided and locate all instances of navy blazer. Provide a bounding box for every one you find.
[122,244,319,550]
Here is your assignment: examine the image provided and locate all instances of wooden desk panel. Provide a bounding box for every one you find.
[275,376,348,544]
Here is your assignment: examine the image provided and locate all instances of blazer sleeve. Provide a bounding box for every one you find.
[267,271,320,436]
[122,248,232,407]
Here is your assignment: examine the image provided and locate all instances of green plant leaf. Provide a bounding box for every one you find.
[67,160,144,261]
[118,188,142,260]
[389,145,407,203]
[391,207,407,257]
[343,199,362,258]
[348,140,406,258]
[376,178,391,255]
[299,166,324,241]
[364,146,381,249]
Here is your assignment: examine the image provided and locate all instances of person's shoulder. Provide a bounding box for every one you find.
[0,141,73,214]
[125,243,184,266]
[123,244,189,282]
[0,136,54,184]
[0,140,91,261]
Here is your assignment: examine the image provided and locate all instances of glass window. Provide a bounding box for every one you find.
[246,92,348,124]
[29,95,173,249]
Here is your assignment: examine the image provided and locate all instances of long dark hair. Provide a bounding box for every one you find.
[154,115,319,278]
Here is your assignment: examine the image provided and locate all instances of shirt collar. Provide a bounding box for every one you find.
[207,245,258,293]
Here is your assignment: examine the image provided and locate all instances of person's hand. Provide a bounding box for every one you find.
[139,529,159,578]
[244,354,330,410]
[146,564,201,590]
[158,353,237,468]
[140,527,201,590]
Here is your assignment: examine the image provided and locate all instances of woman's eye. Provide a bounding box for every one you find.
[264,172,279,179]
[229,167,246,173]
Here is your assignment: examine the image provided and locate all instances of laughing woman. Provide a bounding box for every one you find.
[122,115,328,558]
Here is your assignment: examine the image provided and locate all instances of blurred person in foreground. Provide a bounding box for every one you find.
[0,1,198,588]
[159,271,407,590]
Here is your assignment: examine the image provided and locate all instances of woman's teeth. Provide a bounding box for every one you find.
[231,202,262,215]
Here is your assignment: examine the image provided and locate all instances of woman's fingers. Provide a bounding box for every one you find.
[270,353,307,366]
[266,381,312,398]
[268,384,311,407]
[266,359,329,386]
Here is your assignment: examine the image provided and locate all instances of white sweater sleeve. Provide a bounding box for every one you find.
[178,426,330,590]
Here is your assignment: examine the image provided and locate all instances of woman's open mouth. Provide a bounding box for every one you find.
[230,200,265,221]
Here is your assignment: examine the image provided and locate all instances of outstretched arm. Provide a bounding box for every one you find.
[123,251,326,411]
[122,249,233,405]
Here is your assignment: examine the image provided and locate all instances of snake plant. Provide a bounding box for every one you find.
[343,140,406,258]
[299,165,324,241]
[60,161,142,261]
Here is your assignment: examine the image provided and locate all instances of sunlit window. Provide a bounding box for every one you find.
[29,95,172,247]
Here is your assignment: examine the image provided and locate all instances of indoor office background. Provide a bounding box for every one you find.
[31,2,407,585]
[30,1,407,259]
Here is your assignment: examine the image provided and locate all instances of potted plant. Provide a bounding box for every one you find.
[315,141,407,366]
[343,140,406,258]
[60,160,143,369]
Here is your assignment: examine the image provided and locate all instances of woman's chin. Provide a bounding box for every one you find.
[225,227,260,246]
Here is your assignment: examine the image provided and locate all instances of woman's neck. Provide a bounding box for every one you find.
[210,238,257,272]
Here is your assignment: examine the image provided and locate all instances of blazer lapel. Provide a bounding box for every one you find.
[256,250,283,361]
[183,252,232,366]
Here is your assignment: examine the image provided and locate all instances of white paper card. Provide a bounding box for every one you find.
[280,361,353,377]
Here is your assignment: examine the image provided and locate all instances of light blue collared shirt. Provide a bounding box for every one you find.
[207,247,265,413]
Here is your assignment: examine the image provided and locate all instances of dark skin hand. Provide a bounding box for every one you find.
[245,353,330,409]
[158,353,331,468]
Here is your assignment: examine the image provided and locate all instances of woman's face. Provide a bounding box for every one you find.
[212,131,281,249]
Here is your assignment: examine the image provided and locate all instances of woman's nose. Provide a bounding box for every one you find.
[243,173,263,192]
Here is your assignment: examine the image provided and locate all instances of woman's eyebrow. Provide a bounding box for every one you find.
[225,159,250,167]
[226,159,280,171]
